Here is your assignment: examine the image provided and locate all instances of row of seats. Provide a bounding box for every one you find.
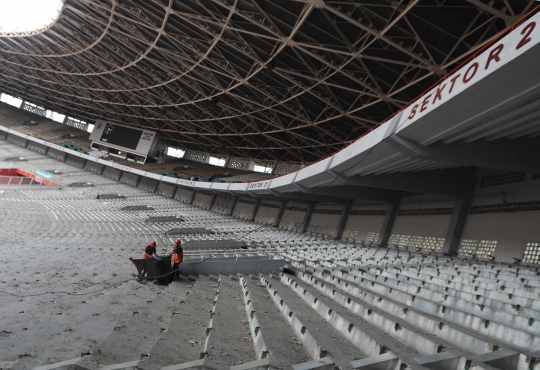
[0,135,539,369]
[0,102,281,184]
[0,103,91,151]
[109,156,268,183]
[218,172,278,182]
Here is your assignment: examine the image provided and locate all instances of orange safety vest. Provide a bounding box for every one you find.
[172,251,183,264]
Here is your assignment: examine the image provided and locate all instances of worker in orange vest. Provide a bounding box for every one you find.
[171,239,184,281]
[138,240,158,281]
[143,240,158,258]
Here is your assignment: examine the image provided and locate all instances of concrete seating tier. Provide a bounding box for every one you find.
[0,103,91,151]
[0,139,539,370]
[107,157,255,182]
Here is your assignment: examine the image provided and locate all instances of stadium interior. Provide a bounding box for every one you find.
[1,1,540,370]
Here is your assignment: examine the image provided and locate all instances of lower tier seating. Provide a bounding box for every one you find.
[0,139,538,370]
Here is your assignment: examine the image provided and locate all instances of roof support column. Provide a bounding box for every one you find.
[250,199,262,221]
[189,189,198,205]
[334,204,352,240]
[301,203,315,234]
[442,197,472,255]
[378,199,401,246]
[209,193,218,210]
[274,201,287,227]
[228,196,239,215]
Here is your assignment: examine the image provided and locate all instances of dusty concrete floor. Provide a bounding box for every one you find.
[0,141,186,366]
[0,186,168,365]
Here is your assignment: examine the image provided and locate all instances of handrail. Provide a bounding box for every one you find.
[0,174,39,187]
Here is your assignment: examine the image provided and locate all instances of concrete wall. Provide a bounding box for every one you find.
[212,193,236,214]
[26,141,47,154]
[345,214,386,241]
[120,171,139,186]
[157,182,175,198]
[46,148,66,161]
[6,134,27,147]
[255,201,281,223]
[280,208,307,230]
[179,257,285,276]
[175,187,194,203]
[193,191,212,209]
[102,166,122,181]
[233,198,256,218]
[138,176,158,192]
[65,154,85,168]
[392,215,451,238]
[462,211,540,264]
[84,160,104,174]
[309,211,340,232]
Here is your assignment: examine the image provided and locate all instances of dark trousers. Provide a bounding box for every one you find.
[140,260,147,278]
[172,263,180,280]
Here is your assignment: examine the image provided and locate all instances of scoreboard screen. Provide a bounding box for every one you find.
[99,123,143,150]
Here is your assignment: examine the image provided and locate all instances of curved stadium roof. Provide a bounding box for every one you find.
[0,0,533,163]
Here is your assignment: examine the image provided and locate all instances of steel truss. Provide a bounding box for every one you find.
[0,0,532,162]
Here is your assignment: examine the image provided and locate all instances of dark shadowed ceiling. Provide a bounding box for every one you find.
[0,0,534,162]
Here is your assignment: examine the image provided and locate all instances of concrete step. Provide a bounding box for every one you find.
[203,276,257,369]
[239,276,311,369]
[262,276,364,369]
[299,265,531,353]
[0,281,159,367]
[280,273,437,370]
[74,280,192,369]
[292,261,540,352]
[138,277,219,369]
[288,262,531,369]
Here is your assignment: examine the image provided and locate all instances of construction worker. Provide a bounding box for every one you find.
[143,240,158,257]
[138,241,158,281]
[171,239,184,281]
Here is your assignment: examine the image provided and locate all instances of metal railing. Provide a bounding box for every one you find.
[0,175,43,188]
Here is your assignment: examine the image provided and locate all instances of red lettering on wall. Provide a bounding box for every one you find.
[408,104,419,120]
[517,21,536,50]
[463,62,478,83]
[420,94,432,112]
[432,84,447,103]
[485,44,504,70]
[448,74,462,94]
